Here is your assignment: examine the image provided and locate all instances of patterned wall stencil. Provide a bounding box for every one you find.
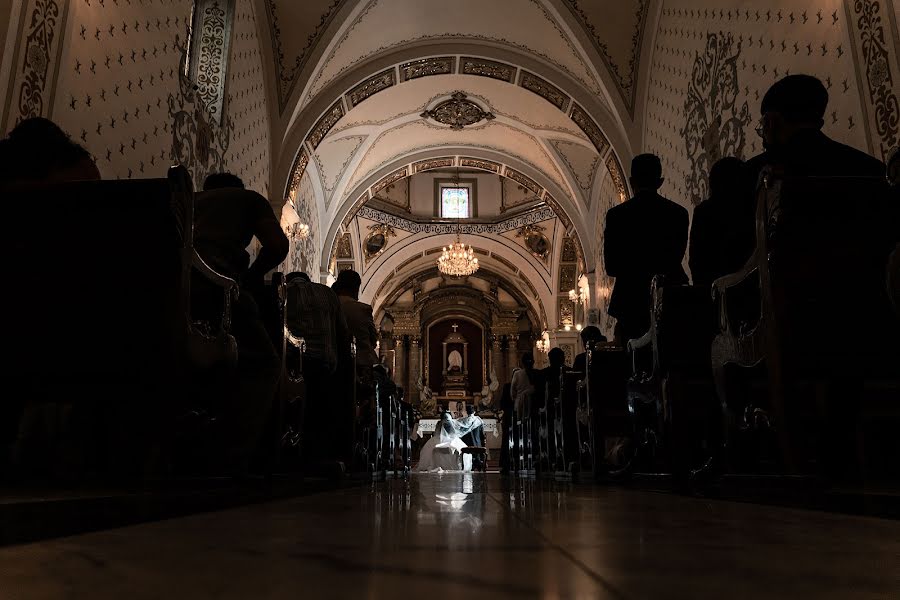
[50,0,194,179]
[645,1,874,209]
[223,0,270,194]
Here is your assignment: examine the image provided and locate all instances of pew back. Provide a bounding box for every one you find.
[4,170,189,394]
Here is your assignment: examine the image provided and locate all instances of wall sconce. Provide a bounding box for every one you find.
[286,222,310,240]
[535,330,550,353]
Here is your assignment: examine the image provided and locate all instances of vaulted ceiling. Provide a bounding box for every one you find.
[257,0,653,329]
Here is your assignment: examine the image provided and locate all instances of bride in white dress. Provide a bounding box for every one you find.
[417,410,484,472]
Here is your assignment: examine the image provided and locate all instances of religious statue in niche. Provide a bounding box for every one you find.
[442,324,469,397]
[448,349,463,372]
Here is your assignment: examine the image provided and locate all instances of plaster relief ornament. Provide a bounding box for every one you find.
[420,92,495,130]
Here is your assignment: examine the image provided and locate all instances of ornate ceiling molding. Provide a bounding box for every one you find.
[519,71,569,111]
[461,57,517,82]
[356,205,557,235]
[562,0,651,115]
[346,67,396,108]
[420,91,496,130]
[283,54,614,205]
[400,56,456,81]
[266,0,347,111]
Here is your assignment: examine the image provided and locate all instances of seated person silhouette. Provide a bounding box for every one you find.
[0,117,100,186]
[604,154,689,343]
[747,74,885,180]
[194,172,289,476]
[689,157,756,287]
[573,326,608,372]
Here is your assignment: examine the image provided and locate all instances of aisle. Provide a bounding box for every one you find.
[0,474,897,599]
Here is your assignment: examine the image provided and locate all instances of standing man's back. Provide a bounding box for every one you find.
[604,154,689,343]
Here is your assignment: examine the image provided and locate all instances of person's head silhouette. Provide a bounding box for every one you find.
[520,352,535,369]
[629,153,664,194]
[548,347,565,368]
[332,269,362,300]
[579,325,606,349]
[709,157,747,198]
[758,75,828,150]
[203,172,245,190]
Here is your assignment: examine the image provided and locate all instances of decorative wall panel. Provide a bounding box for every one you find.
[848,0,900,160]
[2,0,68,130]
[187,0,235,125]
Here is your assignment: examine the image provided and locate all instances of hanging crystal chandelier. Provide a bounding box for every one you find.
[437,164,479,277]
[437,234,479,277]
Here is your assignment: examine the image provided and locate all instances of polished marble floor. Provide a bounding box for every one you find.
[0,474,898,599]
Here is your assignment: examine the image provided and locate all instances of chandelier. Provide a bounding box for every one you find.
[437,165,479,277]
[437,234,478,277]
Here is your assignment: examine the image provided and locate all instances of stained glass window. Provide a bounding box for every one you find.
[441,187,470,218]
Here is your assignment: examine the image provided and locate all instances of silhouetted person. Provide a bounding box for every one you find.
[573,326,607,372]
[194,172,289,475]
[0,117,100,185]
[887,148,900,317]
[510,352,537,416]
[498,383,513,474]
[747,74,885,180]
[332,270,378,371]
[285,271,351,471]
[542,348,567,388]
[689,157,756,286]
[604,154,689,343]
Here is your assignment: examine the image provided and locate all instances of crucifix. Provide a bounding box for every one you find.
[451,324,459,333]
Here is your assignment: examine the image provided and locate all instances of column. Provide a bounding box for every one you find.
[489,334,502,382]
[408,336,421,406]
[506,334,520,381]
[393,336,406,397]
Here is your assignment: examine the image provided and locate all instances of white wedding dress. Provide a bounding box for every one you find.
[417,413,483,472]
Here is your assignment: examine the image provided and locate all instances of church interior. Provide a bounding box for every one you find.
[1,0,899,597]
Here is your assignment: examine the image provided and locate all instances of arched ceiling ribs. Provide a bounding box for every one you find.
[275,46,633,206]
[321,147,593,280]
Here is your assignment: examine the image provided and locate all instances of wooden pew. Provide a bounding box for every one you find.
[556,370,583,476]
[3,166,236,477]
[583,345,631,478]
[711,169,900,479]
[624,277,719,480]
